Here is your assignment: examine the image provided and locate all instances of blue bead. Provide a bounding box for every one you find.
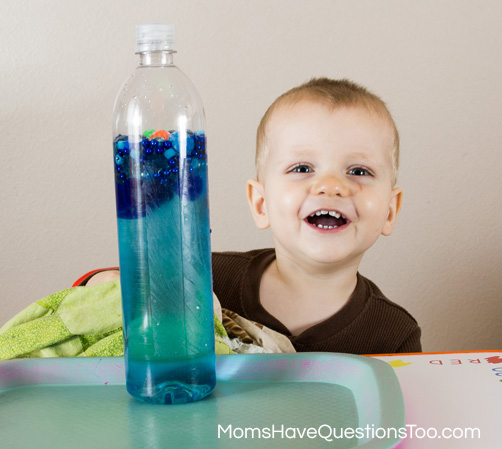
[115,155,124,165]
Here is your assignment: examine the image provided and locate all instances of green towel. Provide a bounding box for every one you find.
[0,280,232,360]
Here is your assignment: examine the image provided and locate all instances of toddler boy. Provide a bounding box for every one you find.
[211,77,421,354]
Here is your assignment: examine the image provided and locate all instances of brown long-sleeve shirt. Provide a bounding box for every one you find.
[212,248,421,354]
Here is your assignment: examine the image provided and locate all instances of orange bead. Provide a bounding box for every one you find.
[150,130,170,140]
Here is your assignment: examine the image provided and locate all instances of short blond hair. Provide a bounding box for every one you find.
[256,78,400,186]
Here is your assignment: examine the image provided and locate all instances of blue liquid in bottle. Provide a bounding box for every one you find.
[112,24,216,404]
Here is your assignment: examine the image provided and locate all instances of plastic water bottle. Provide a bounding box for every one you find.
[112,23,216,404]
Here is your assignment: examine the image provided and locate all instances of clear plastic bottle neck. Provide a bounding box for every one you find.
[138,51,175,67]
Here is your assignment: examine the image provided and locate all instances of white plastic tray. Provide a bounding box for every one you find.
[0,353,404,448]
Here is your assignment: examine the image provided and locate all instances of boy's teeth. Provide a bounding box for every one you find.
[311,210,341,218]
[317,224,335,229]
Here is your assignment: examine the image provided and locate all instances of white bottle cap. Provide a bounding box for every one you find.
[135,23,176,53]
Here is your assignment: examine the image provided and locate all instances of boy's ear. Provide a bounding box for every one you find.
[381,188,402,236]
[246,179,270,230]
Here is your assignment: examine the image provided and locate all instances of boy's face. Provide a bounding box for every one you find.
[247,100,402,271]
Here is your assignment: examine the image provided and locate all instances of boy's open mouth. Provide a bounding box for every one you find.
[305,209,349,230]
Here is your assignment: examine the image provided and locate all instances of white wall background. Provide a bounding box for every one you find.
[0,0,500,352]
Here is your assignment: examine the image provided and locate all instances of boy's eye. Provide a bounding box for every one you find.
[290,164,313,173]
[348,167,372,176]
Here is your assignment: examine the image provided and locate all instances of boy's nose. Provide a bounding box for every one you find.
[311,174,351,197]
